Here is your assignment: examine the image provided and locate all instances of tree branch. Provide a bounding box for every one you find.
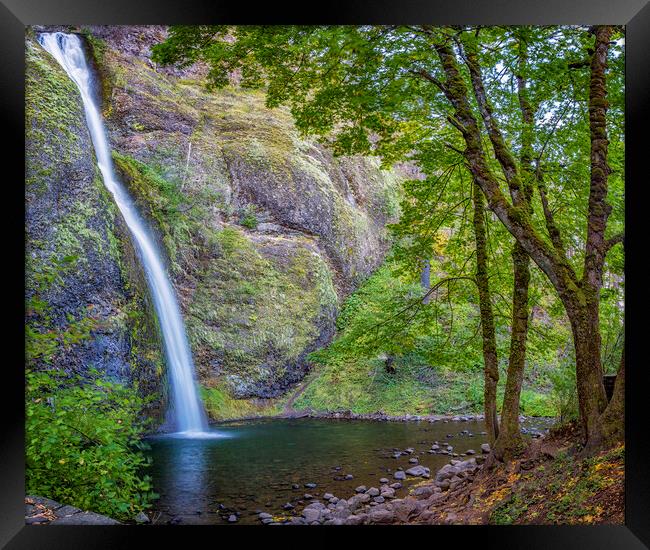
[604,233,624,252]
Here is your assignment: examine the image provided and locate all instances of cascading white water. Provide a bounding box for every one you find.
[38,32,210,437]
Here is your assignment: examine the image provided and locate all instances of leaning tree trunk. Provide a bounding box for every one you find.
[473,182,499,444]
[493,29,534,461]
[433,26,618,454]
[494,242,530,460]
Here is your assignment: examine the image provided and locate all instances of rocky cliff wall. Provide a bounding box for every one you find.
[26,26,403,416]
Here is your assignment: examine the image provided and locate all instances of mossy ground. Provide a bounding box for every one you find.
[200,383,287,421]
[488,444,624,524]
[293,357,554,417]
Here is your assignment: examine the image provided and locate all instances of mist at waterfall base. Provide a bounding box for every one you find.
[38,32,219,439]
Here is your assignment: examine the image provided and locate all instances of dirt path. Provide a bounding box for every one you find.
[281,372,317,416]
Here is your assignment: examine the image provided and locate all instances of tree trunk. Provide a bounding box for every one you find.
[473,182,499,444]
[493,30,534,461]
[598,341,624,446]
[564,291,609,455]
[494,242,530,460]
[433,27,618,454]
[385,355,396,375]
[421,259,431,304]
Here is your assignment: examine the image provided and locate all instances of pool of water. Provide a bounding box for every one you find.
[146,417,552,524]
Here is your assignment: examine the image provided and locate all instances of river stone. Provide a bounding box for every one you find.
[394,471,406,480]
[54,512,121,525]
[344,474,354,480]
[228,514,238,523]
[302,508,322,523]
[368,509,394,524]
[323,493,334,500]
[25,516,49,525]
[379,477,389,484]
[305,482,317,488]
[390,483,402,489]
[367,487,380,497]
[466,449,476,455]
[380,487,395,499]
[344,514,367,525]
[413,485,435,499]
[408,457,419,464]
[438,479,451,491]
[134,512,150,524]
[55,505,82,518]
[481,443,491,454]
[405,465,428,477]
[355,485,367,493]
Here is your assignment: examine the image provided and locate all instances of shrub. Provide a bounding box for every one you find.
[548,358,579,423]
[25,368,158,521]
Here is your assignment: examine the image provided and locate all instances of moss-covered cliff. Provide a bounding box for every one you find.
[26,26,403,420]
[25,33,168,421]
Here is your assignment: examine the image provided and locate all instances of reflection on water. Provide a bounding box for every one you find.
[146,417,552,524]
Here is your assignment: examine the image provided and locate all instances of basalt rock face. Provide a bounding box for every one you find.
[27,26,403,412]
[25,33,167,419]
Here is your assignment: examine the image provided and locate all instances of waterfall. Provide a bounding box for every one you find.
[38,32,210,436]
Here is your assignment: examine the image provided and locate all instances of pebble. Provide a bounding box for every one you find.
[305,483,317,488]
[228,515,238,523]
[379,478,389,484]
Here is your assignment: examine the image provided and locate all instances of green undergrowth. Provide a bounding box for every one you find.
[294,357,554,417]
[293,260,558,417]
[26,368,158,521]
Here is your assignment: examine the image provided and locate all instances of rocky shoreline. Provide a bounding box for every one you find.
[212,409,553,431]
[25,496,123,525]
[255,444,491,525]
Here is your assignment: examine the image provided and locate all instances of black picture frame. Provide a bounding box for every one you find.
[2,0,648,547]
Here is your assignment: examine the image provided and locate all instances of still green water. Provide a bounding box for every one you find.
[146,417,551,524]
